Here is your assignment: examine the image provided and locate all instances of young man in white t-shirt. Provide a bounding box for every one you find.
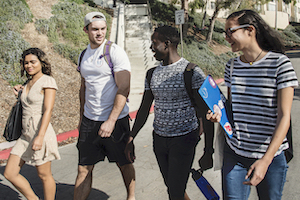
[74,12,135,200]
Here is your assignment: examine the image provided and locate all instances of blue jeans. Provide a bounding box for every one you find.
[222,143,288,200]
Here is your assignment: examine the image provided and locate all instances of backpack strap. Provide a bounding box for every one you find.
[144,66,157,96]
[146,67,157,87]
[184,62,204,119]
[101,40,114,77]
[77,48,87,72]
[184,62,197,107]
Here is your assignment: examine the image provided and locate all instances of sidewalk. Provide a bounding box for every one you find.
[0,113,223,200]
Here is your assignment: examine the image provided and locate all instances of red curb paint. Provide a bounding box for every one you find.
[215,78,224,85]
[0,148,11,160]
[56,129,79,143]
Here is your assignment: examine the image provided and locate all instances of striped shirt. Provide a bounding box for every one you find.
[224,51,298,159]
[145,58,206,137]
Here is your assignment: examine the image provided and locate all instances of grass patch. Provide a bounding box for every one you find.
[0,0,32,85]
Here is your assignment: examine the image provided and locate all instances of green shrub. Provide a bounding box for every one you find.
[35,0,111,64]
[54,43,83,64]
[282,25,300,44]
[0,0,32,85]
[180,40,234,79]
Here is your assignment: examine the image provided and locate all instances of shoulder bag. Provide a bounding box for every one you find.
[3,90,23,141]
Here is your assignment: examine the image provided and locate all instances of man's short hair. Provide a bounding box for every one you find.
[154,25,180,47]
[84,12,106,29]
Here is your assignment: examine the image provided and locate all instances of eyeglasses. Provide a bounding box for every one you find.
[225,24,250,38]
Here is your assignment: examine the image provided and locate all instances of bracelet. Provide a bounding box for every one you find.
[203,147,214,154]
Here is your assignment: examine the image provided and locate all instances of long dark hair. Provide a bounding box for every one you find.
[227,10,285,54]
[20,48,52,78]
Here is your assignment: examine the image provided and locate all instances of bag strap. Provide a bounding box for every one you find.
[77,48,87,72]
[102,40,114,77]
[17,90,22,100]
[228,58,234,102]
[184,62,197,108]
[146,67,157,87]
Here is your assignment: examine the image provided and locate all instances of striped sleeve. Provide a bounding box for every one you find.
[276,54,298,90]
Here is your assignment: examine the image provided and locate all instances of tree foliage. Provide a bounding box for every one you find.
[189,0,205,14]
[206,0,236,43]
[149,0,177,24]
[282,0,297,5]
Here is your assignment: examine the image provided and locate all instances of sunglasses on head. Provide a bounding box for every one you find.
[225,24,250,38]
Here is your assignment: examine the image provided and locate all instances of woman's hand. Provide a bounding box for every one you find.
[32,135,44,151]
[206,110,221,123]
[13,85,24,96]
[243,158,271,186]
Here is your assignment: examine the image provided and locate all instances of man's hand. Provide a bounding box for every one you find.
[125,135,135,163]
[198,151,213,171]
[99,119,116,137]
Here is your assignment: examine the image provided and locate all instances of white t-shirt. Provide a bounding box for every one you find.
[79,39,131,121]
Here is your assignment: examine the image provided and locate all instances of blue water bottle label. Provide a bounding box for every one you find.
[195,176,220,200]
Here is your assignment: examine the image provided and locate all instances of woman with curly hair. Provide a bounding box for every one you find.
[4,47,60,200]
[207,10,298,199]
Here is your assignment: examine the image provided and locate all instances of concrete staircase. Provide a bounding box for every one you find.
[124,4,159,112]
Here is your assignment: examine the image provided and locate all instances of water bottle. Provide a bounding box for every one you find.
[191,168,220,200]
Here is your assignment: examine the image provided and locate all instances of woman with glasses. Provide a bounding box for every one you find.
[207,10,298,199]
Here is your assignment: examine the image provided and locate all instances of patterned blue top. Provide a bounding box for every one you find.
[145,58,206,137]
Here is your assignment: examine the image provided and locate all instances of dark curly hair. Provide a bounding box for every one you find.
[20,48,52,78]
[227,10,285,54]
[153,25,180,47]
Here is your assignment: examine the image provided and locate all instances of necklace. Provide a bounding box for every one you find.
[243,50,263,65]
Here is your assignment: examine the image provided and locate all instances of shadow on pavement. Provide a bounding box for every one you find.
[0,164,109,200]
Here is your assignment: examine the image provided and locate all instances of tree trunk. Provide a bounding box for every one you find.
[201,10,207,29]
[182,0,189,37]
[201,0,208,29]
[234,0,243,10]
[206,8,220,43]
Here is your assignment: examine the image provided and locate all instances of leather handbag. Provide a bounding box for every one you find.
[3,90,23,141]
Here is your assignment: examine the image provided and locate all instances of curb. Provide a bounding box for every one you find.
[0,78,224,161]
